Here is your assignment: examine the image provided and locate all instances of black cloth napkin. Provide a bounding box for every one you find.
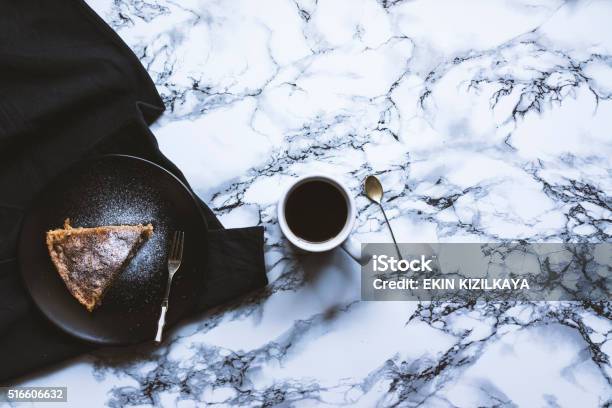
[0,0,267,382]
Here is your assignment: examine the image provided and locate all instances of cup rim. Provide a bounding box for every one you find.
[277,174,356,252]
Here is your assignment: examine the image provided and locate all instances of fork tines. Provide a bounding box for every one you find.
[169,231,184,263]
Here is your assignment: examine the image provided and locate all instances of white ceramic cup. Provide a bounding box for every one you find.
[277,174,364,263]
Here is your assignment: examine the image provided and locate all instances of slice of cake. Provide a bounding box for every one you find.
[46,219,153,312]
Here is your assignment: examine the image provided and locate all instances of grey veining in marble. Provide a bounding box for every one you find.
[8,0,611,407]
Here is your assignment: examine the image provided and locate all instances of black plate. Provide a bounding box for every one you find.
[18,155,207,345]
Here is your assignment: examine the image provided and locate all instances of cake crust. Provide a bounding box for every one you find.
[46,219,153,311]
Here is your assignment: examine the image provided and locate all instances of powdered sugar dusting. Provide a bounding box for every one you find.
[57,158,180,311]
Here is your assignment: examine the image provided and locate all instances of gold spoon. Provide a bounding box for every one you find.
[364,175,402,259]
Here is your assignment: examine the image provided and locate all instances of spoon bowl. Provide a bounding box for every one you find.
[365,175,384,204]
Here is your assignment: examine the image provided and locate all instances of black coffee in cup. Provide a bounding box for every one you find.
[284,180,348,243]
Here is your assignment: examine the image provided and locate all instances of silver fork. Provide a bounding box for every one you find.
[154,231,184,343]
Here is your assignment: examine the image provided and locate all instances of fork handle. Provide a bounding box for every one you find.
[154,301,168,343]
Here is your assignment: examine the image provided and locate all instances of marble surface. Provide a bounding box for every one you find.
[8,0,612,406]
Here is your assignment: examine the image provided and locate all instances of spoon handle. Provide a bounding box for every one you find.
[379,204,403,260]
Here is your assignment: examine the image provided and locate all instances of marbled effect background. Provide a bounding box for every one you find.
[7,0,611,406]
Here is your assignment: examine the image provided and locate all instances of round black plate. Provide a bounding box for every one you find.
[19,155,207,345]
